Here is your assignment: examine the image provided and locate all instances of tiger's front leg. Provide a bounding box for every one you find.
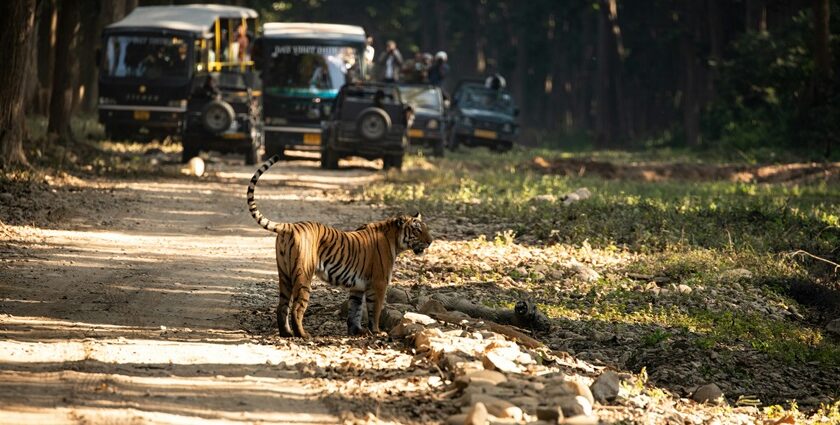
[365,284,386,334]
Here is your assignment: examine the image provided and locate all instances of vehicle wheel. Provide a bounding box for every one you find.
[201,100,235,134]
[383,153,404,170]
[356,107,391,141]
[321,146,339,170]
[181,139,200,164]
[432,139,445,157]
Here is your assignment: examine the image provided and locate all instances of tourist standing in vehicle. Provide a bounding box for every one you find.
[484,62,507,90]
[364,36,375,79]
[428,51,449,86]
[378,40,403,82]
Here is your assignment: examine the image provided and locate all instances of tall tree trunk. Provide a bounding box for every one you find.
[78,0,103,113]
[433,0,448,52]
[594,0,623,147]
[47,0,80,142]
[0,0,37,168]
[812,0,831,83]
[34,0,56,116]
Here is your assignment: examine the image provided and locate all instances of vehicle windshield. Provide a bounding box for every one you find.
[263,44,360,96]
[398,86,442,112]
[104,35,190,79]
[459,87,515,115]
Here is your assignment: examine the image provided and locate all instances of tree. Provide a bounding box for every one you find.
[0,0,38,168]
[47,0,80,143]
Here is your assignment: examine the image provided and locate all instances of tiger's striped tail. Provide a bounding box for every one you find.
[247,155,282,233]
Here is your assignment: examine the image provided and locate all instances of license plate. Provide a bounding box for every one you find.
[408,129,424,138]
[133,110,150,121]
[474,129,497,139]
[303,133,321,145]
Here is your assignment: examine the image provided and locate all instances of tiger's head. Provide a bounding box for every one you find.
[397,213,432,255]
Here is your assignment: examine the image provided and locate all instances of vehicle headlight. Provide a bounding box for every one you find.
[462,116,473,127]
[503,123,512,133]
[168,99,187,108]
[426,119,439,130]
[99,97,116,105]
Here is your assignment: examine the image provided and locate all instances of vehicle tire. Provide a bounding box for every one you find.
[356,107,391,141]
[201,100,235,134]
[321,146,339,170]
[181,138,200,164]
[383,153,404,170]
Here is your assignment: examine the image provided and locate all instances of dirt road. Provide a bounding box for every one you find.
[0,158,437,424]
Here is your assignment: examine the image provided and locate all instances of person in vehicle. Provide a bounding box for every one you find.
[377,40,403,82]
[484,63,507,90]
[428,51,448,86]
[364,36,375,73]
[236,22,249,62]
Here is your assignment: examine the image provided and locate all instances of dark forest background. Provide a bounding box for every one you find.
[1,0,837,167]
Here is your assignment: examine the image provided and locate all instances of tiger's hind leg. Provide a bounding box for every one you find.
[290,275,313,339]
[346,291,366,336]
[276,276,294,338]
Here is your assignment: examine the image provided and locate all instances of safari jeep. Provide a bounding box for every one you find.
[98,4,263,164]
[397,83,446,157]
[447,80,519,152]
[320,83,410,170]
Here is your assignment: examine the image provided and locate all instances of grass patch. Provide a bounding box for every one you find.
[376,149,840,373]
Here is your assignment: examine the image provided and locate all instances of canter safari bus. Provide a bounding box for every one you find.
[253,23,366,159]
[99,4,264,164]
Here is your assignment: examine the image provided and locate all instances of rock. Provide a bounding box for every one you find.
[509,396,538,414]
[569,261,600,282]
[574,187,591,200]
[555,395,593,418]
[547,380,594,405]
[389,321,424,339]
[446,413,468,425]
[563,192,581,205]
[414,328,445,351]
[403,312,437,325]
[465,395,523,421]
[419,299,447,315]
[677,284,693,294]
[562,415,599,425]
[464,370,508,387]
[461,384,516,398]
[533,194,557,203]
[187,156,204,177]
[590,371,620,404]
[387,287,411,304]
[536,406,563,422]
[692,383,724,404]
[482,349,524,374]
[826,319,840,337]
[447,310,472,321]
[442,353,468,372]
[380,308,404,331]
[465,402,489,425]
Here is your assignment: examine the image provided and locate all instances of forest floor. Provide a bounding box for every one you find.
[1,142,839,424]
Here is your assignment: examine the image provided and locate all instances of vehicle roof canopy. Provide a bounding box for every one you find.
[262,22,366,44]
[105,4,258,35]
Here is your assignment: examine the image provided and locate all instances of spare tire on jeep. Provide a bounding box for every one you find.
[356,107,391,141]
[201,99,235,134]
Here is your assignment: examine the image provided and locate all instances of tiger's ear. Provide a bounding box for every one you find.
[413,212,422,221]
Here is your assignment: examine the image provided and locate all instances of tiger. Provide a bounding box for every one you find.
[246,155,432,338]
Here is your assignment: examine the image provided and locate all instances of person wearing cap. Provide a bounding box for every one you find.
[428,51,449,86]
